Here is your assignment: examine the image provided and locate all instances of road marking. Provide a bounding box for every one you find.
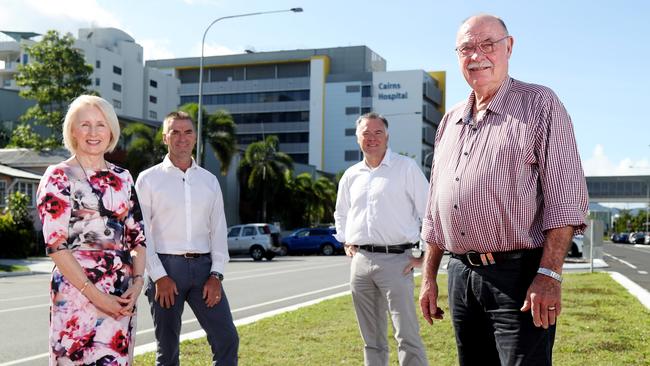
[608,271,650,310]
[603,253,638,269]
[0,294,48,303]
[0,303,48,314]
[0,352,49,366]
[639,270,648,275]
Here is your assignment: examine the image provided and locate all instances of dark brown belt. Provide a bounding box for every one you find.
[160,253,210,259]
[451,248,541,267]
[355,243,415,254]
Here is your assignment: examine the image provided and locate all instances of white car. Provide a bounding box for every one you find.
[227,223,280,261]
[568,235,584,257]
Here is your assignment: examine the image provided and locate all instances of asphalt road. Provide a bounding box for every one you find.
[602,242,650,291]
[0,255,356,366]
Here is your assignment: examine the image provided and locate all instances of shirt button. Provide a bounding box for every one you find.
[463,152,469,156]
[455,177,459,181]
[460,232,465,236]
[472,127,477,132]
[453,204,458,209]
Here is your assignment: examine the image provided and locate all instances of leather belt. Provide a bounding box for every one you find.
[451,248,539,267]
[355,243,415,254]
[160,253,210,259]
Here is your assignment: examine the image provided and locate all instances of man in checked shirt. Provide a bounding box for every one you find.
[418,14,588,366]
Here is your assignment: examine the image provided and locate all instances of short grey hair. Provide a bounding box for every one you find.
[62,95,120,155]
[461,14,509,35]
[162,111,194,134]
[355,112,389,128]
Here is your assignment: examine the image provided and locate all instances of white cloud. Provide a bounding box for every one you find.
[140,39,176,61]
[0,0,121,36]
[190,42,241,57]
[583,144,650,176]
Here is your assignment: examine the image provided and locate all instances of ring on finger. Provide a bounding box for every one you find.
[548,306,556,311]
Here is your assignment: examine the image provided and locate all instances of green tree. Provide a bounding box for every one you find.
[179,103,237,175]
[6,124,45,149]
[121,123,166,179]
[14,30,94,149]
[238,135,293,222]
[281,172,337,227]
[0,192,35,258]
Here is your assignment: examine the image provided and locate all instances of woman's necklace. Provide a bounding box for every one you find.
[75,156,113,236]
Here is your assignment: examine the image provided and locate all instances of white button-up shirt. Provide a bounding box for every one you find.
[334,149,429,246]
[135,155,229,281]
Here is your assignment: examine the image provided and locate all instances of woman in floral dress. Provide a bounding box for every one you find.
[37,95,146,365]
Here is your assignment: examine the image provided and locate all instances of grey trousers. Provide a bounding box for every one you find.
[350,250,428,366]
[147,254,239,366]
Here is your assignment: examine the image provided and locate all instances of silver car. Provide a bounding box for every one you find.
[227,223,280,261]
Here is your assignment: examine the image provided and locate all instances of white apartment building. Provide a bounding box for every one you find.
[0,28,179,121]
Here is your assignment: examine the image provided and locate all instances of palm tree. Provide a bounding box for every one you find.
[179,103,237,175]
[121,123,165,178]
[238,135,293,222]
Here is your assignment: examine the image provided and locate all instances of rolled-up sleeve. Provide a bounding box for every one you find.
[535,91,589,234]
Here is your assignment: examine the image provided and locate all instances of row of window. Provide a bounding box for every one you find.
[232,111,309,124]
[178,62,310,84]
[345,106,372,116]
[0,181,37,208]
[236,132,309,145]
[345,85,372,97]
[180,90,310,106]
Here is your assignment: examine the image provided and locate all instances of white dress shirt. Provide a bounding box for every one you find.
[135,155,229,282]
[334,149,429,246]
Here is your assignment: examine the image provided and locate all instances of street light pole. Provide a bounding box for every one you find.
[196,7,303,166]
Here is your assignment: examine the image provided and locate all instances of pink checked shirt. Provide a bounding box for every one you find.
[421,77,589,254]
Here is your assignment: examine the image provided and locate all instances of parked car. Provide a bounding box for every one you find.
[629,232,646,244]
[227,223,280,261]
[611,232,629,243]
[568,235,584,258]
[280,227,344,256]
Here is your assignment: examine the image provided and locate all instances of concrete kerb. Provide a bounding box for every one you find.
[0,258,54,277]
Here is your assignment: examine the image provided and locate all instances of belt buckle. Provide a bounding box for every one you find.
[183,253,197,259]
[465,251,483,267]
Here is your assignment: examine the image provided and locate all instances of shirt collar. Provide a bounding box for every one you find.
[360,148,393,171]
[162,154,198,173]
[456,76,513,125]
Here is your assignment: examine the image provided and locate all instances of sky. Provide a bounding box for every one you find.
[2,0,649,177]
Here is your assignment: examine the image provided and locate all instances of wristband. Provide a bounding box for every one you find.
[537,267,563,283]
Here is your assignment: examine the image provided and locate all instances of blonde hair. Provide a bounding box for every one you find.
[62,95,120,154]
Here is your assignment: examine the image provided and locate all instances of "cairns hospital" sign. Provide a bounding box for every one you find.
[377,82,408,101]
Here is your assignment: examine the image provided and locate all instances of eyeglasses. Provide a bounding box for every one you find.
[455,36,510,57]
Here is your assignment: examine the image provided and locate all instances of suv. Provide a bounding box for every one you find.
[280,227,343,256]
[227,223,280,261]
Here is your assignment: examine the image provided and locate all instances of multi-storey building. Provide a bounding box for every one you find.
[147,46,445,174]
[0,28,179,121]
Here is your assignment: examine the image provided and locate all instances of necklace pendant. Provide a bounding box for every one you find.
[104,228,111,236]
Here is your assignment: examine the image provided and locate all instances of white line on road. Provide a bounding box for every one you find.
[0,303,48,314]
[0,294,48,302]
[639,270,648,275]
[603,253,638,269]
[608,271,650,310]
[0,282,351,365]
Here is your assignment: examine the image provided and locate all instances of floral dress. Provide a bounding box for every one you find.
[37,161,145,365]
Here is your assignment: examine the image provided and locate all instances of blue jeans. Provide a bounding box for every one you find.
[146,254,239,366]
[447,249,555,366]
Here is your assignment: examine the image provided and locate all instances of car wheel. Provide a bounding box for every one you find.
[265,251,275,260]
[321,243,335,256]
[569,242,580,257]
[250,245,265,261]
[279,245,288,256]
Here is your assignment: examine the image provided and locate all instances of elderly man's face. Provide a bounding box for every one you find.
[456,16,513,97]
[357,117,388,162]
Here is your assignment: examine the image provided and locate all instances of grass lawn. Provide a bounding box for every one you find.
[134,273,650,365]
[0,264,29,272]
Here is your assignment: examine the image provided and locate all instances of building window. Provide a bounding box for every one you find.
[113,66,122,75]
[22,54,28,64]
[16,182,36,207]
[0,181,6,206]
[112,99,121,109]
[149,95,158,104]
[149,110,158,119]
[345,150,361,161]
[345,128,356,136]
[361,107,371,114]
[362,85,372,97]
[345,107,360,115]
[150,79,158,88]
[96,60,101,69]
[95,78,100,86]
[112,83,121,92]
[346,85,360,93]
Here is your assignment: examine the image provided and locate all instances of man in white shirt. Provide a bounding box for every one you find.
[334,112,430,366]
[135,111,238,366]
